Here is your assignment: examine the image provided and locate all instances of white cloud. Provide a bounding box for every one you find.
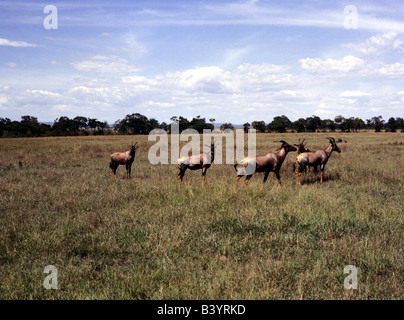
[147,101,176,108]
[0,94,8,105]
[159,63,297,95]
[69,86,123,101]
[300,54,404,79]
[371,62,404,78]
[339,91,372,97]
[29,62,303,122]
[70,55,141,74]
[121,76,148,84]
[53,105,72,112]
[315,109,334,117]
[300,56,364,74]
[29,89,61,98]
[0,38,36,48]
[167,66,233,93]
[343,32,403,55]
[3,56,402,123]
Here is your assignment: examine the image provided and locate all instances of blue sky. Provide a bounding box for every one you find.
[1,0,404,124]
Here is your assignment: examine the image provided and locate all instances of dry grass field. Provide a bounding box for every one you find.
[0,132,403,299]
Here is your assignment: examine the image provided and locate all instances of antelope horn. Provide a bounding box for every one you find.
[134,141,138,146]
[302,139,306,144]
[326,137,335,143]
[274,140,287,144]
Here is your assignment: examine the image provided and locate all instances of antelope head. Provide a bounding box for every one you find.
[294,138,310,154]
[130,141,139,154]
[326,137,341,153]
[274,140,297,153]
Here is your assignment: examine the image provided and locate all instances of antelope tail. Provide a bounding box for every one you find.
[234,164,238,172]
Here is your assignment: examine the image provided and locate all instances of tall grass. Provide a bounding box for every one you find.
[0,133,403,299]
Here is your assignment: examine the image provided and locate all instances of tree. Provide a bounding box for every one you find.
[321,119,336,132]
[220,123,234,131]
[396,117,404,132]
[252,120,266,133]
[73,116,89,130]
[170,115,190,133]
[189,116,214,133]
[0,117,12,137]
[345,117,355,132]
[88,118,108,134]
[147,118,160,132]
[160,122,169,132]
[19,115,43,136]
[115,113,158,134]
[352,117,365,132]
[305,116,322,132]
[21,115,38,124]
[243,122,250,133]
[267,115,291,133]
[367,116,384,132]
[334,115,346,132]
[53,116,78,135]
[292,118,306,132]
[385,117,398,132]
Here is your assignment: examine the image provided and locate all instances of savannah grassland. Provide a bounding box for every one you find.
[0,132,403,300]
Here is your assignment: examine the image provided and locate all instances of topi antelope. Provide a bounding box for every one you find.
[177,142,217,187]
[234,140,297,189]
[295,137,341,185]
[110,142,138,180]
[294,138,317,172]
[294,138,311,154]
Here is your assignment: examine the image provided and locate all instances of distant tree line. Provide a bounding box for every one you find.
[0,113,403,138]
[0,115,109,137]
[246,115,404,133]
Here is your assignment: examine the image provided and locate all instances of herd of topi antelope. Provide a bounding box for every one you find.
[109,137,345,187]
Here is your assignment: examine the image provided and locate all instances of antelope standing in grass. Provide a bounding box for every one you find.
[110,142,138,180]
[177,142,217,187]
[295,137,341,185]
[234,140,297,189]
[294,138,317,172]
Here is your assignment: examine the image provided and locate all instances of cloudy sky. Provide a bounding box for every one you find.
[1,0,404,124]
